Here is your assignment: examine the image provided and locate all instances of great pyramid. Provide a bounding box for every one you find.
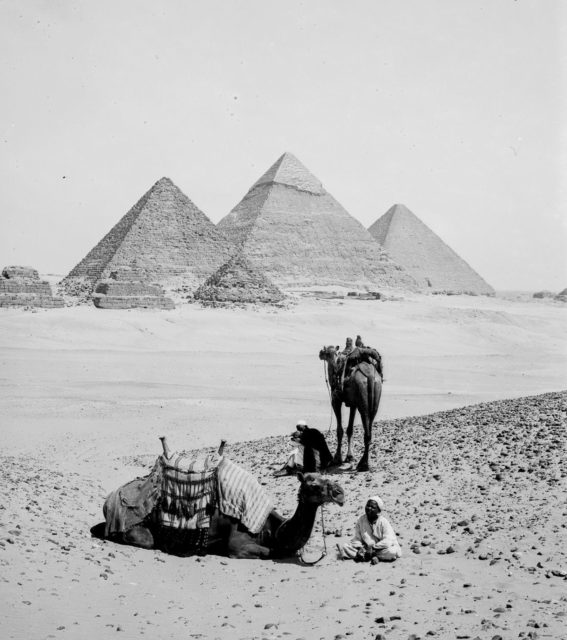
[216,153,419,291]
[193,251,285,305]
[368,204,494,295]
[61,177,234,298]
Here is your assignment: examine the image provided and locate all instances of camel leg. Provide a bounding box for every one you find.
[122,525,155,549]
[357,378,380,472]
[356,416,372,472]
[345,406,356,463]
[227,527,271,559]
[332,399,344,465]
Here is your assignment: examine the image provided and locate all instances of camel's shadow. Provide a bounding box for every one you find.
[89,522,326,565]
[321,463,370,476]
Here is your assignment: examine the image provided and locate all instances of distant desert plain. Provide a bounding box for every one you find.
[1,290,566,639]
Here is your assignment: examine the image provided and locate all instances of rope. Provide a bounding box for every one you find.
[323,361,335,435]
[297,504,327,566]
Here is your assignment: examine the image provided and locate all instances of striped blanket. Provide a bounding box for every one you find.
[155,453,273,535]
[217,457,273,535]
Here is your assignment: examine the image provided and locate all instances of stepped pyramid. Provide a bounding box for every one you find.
[61,177,234,298]
[193,251,285,304]
[368,204,494,295]
[217,153,419,291]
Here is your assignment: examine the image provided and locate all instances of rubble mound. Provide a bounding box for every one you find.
[0,266,64,308]
[61,177,233,301]
[193,252,285,305]
[369,204,494,295]
[217,152,419,292]
[92,266,175,310]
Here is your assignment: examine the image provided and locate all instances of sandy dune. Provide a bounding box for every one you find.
[1,293,566,639]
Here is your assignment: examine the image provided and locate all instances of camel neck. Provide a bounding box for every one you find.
[273,499,320,555]
[327,358,339,380]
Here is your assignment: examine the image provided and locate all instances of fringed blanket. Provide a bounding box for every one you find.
[156,452,218,530]
[217,457,273,534]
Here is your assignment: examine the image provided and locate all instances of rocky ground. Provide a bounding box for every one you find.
[1,391,565,640]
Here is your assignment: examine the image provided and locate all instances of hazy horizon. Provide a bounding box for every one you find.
[2,1,565,291]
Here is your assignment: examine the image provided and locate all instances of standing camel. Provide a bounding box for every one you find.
[319,345,382,471]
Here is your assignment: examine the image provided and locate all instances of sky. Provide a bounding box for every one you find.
[1,0,565,291]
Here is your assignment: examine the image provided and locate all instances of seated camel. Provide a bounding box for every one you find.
[94,470,345,560]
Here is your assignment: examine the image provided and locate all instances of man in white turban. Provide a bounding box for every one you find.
[337,495,401,562]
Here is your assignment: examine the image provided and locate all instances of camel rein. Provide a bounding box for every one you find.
[297,504,327,566]
[323,360,338,435]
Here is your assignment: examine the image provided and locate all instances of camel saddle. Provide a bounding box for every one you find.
[334,346,383,391]
[345,346,383,377]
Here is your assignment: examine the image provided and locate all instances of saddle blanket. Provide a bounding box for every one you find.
[104,459,162,537]
[157,452,218,530]
[104,452,273,536]
[157,453,273,535]
[217,457,273,535]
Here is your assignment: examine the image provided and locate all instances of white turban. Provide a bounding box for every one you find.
[367,495,384,511]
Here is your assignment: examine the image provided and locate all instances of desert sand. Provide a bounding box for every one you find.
[1,292,566,639]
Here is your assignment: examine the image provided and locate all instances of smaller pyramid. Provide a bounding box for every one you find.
[369,204,494,295]
[193,252,285,305]
[0,266,64,308]
[92,266,175,310]
[61,177,234,299]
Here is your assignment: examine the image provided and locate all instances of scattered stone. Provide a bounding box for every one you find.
[375,615,401,623]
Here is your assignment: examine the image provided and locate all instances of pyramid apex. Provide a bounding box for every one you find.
[153,176,175,188]
[384,203,410,214]
[252,152,324,194]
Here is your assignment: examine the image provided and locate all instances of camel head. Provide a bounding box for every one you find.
[296,472,344,507]
[319,345,339,362]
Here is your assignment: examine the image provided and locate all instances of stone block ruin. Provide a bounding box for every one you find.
[92,266,175,310]
[193,252,285,305]
[533,288,567,303]
[0,266,64,308]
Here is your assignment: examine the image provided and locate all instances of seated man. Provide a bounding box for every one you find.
[337,495,401,563]
[273,420,333,476]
